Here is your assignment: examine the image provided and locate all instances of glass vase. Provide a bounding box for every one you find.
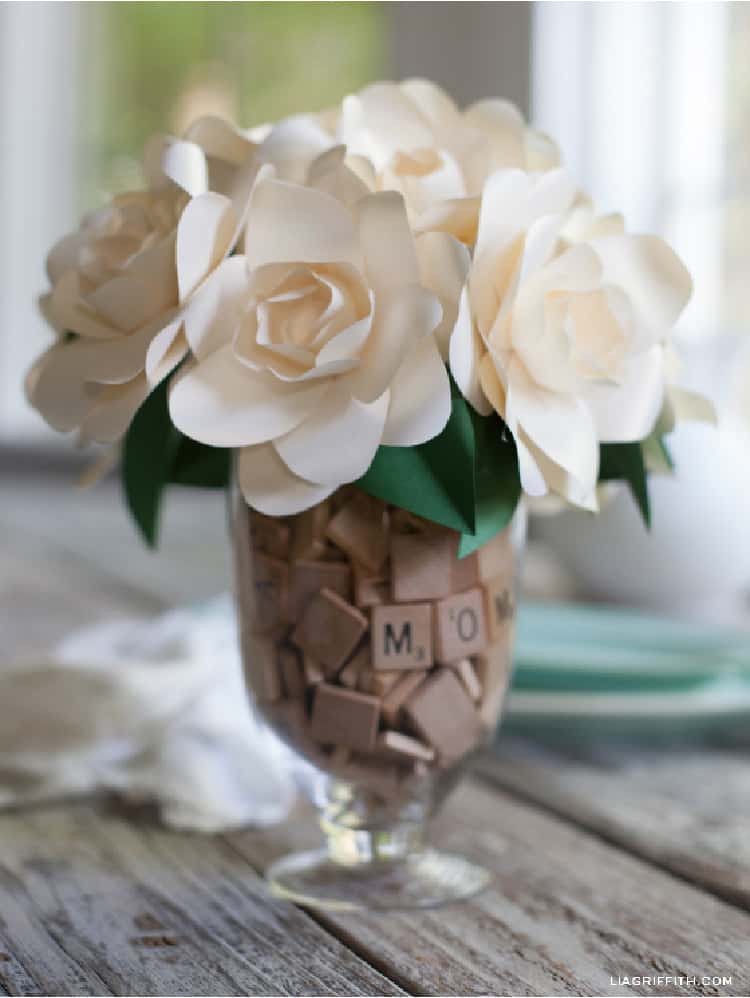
[231,482,523,910]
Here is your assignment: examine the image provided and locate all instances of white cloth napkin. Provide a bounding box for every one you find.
[0,596,306,832]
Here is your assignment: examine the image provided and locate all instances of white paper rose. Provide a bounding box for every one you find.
[449,168,693,508]
[337,79,559,233]
[27,116,258,442]
[168,156,451,516]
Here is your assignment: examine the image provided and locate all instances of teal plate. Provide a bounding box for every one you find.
[506,601,750,736]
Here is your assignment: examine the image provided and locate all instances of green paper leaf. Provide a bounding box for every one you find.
[458,411,521,558]
[358,395,477,533]
[121,379,181,547]
[599,441,651,528]
[169,437,231,488]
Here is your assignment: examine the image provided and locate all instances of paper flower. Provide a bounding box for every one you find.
[27,117,258,442]
[168,153,451,515]
[449,168,693,508]
[337,79,559,233]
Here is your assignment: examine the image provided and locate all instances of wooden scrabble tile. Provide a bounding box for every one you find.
[309,683,380,751]
[358,668,402,697]
[477,527,514,582]
[303,654,325,686]
[353,562,390,608]
[390,509,428,534]
[325,493,389,573]
[452,657,482,702]
[403,667,481,763]
[278,644,305,697]
[475,644,512,728]
[451,549,479,593]
[377,730,435,763]
[371,603,432,670]
[290,559,352,619]
[434,587,488,664]
[390,532,453,602]
[483,576,515,644]
[251,553,290,634]
[338,642,370,688]
[380,670,428,726]
[240,634,282,702]
[250,511,290,559]
[291,588,368,674]
[290,501,330,561]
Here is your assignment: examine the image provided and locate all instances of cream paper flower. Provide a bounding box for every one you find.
[168,151,451,516]
[449,168,693,509]
[27,116,258,442]
[337,79,559,236]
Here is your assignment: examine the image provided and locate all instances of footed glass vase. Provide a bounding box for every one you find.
[231,483,522,911]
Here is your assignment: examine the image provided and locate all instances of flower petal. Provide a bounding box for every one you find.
[275,382,389,486]
[260,114,334,183]
[592,233,692,347]
[244,177,361,271]
[354,191,419,296]
[349,283,441,403]
[382,334,451,446]
[182,256,249,359]
[161,139,209,196]
[80,374,151,443]
[176,192,237,301]
[416,231,470,357]
[239,443,335,516]
[582,345,666,443]
[449,285,493,416]
[506,355,598,487]
[145,322,188,386]
[169,345,328,447]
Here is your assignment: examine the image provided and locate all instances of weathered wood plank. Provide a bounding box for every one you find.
[229,775,750,997]
[0,804,405,997]
[479,735,750,913]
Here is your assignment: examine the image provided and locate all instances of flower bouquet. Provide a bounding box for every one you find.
[28,80,710,909]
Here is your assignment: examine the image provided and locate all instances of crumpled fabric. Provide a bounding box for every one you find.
[0,595,309,832]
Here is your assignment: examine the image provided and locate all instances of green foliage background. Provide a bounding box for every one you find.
[80,2,385,201]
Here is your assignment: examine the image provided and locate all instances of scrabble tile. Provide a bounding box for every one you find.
[291,588,368,674]
[240,635,282,702]
[250,511,290,559]
[371,603,432,670]
[358,668,402,697]
[377,730,435,763]
[403,668,481,763]
[390,509,428,534]
[390,532,454,602]
[278,644,305,697]
[477,527,514,582]
[483,576,515,644]
[338,642,370,687]
[290,501,330,561]
[325,493,389,572]
[310,683,381,751]
[475,644,512,728]
[451,549,479,593]
[290,559,352,619]
[303,654,325,686]
[251,553,290,635]
[353,562,390,608]
[380,670,428,726]
[452,657,482,702]
[434,587,488,664]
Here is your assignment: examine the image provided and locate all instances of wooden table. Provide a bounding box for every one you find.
[2,472,749,996]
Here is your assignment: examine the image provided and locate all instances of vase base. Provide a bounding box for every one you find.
[266,847,493,911]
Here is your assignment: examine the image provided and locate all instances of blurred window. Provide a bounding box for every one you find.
[533,1,741,342]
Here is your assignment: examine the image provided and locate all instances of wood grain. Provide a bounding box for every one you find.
[229,775,750,996]
[0,803,404,997]
[480,735,750,912]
